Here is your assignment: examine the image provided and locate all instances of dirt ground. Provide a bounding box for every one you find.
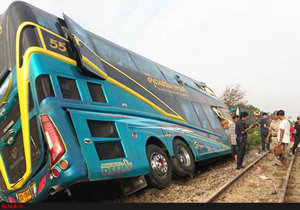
[47,147,300,203]
[100,149,299,203]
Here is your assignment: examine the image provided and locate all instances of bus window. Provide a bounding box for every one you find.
[155,63,177,84]
[201,104,226,136]
[177,99,201,127]
[29,116,42,170]
[87,120,119,138]
[212,107,230,129]
[220,107,233,121]
[192,103,213,131]
[90,35,138,72]
[87,82,107,103]
[35,75,55,104]
[31,7,63,36]
[57,76,81,100]
[63,14,93,48]
[195,82,215,96]
[129,51,165,80]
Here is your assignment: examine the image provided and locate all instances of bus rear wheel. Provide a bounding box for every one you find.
[170,138,195,179]
[145,144,172,189]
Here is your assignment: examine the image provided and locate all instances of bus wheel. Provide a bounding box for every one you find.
[145,144,172,189]
[171,138,195,179]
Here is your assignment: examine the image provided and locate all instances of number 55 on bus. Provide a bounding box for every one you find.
[0,1,232,203]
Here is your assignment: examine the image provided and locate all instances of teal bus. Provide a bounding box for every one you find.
[0,1,233,203]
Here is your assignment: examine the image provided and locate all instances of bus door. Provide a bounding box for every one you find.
[67,109,143,181]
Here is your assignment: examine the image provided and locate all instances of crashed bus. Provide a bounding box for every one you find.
[0,1,232,203]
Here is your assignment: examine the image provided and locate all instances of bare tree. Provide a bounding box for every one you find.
[221,84,247,107]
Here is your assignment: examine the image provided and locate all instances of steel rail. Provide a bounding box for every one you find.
[278,154,295,203]
[203,151,270,203]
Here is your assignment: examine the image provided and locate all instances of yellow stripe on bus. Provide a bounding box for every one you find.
[73,35,185,121]
[2,21,186,190]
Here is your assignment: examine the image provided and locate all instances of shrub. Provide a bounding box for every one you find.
[247,127,261,150]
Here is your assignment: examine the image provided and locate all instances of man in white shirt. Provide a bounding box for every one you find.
[277,110,290,170]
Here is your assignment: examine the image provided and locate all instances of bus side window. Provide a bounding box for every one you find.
[87,82,107,103]
[57,76,81,100]
[192,103,213,131]
[89,34,138,72]
[129,51,165,80]
[35,75,55,104]
[201,104,226,136]
[178,99,201,127]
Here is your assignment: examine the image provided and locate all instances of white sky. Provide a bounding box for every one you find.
[1,0,300,120]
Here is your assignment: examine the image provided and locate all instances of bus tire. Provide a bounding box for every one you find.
[170,138,195,179]
[145,144,172,189]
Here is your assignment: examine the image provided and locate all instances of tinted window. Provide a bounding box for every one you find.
[94,141,125,160]
[178,99,201,127]
[31,7,62,36]
[188,87,208,104]
[36,75,55,104]
[30,116,42,169]
[155,63,191,99]
[192,103,213,131]
[202,104,226,136]
[58,77,81,100]
[130,52,165,80]
[90,35,138,71]
[87,82,106,103]
[155,63,177,84]
[87,120,119,138]
[220,107,233,122]
[194,82,215,96]
[64,15,93,49]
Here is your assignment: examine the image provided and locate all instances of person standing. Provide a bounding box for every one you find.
[266,117,272,150]
[291,116,300,155]
[259,112,269,151]
[228,115,239,163]
[235,112,254,170]
[277,110,290,170]
[266,111,281,164]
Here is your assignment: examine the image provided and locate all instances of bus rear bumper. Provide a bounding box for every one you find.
[1,154,88,203]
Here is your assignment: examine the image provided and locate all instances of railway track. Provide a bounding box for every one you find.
[47,149,300,203]
[203,151,298,203]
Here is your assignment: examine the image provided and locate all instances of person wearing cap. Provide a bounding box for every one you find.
[291,116,300,155]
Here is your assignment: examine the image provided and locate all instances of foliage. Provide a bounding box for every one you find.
[247,127,261,150]
[240,104,261,112]
[220,84,247,107]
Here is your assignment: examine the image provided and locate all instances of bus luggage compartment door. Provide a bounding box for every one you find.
[67,109,142,181]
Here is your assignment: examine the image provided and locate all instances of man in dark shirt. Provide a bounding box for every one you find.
[292,116,300,155]
[259,112,269,151]
[235,112,254,169]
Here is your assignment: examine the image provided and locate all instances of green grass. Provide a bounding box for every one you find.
[247,127,261,150]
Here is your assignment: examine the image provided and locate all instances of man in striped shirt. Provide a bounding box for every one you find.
[228,115,239,162]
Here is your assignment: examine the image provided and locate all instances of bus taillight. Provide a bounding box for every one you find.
[40,115,65,167]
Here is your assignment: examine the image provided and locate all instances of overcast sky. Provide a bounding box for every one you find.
[2,0,300,120]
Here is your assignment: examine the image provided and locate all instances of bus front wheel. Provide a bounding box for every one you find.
[170,138,195,179]
[145,144,172,189]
